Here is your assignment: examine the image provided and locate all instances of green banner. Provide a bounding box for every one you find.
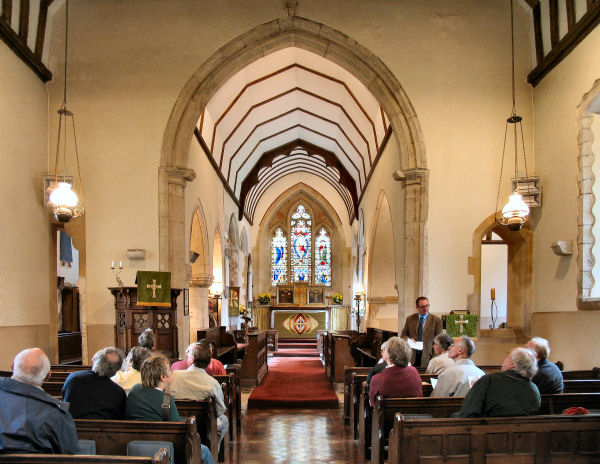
[136,271,171,307]
[446,313,478,338]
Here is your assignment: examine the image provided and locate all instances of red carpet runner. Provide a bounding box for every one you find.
[247,357,339,409]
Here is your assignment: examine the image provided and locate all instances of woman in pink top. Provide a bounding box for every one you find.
[171,340,226,376]
[369,336,422,406]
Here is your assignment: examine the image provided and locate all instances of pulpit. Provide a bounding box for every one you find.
[110,287,181,358]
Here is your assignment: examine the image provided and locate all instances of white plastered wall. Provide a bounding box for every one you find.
[0,42,52,369]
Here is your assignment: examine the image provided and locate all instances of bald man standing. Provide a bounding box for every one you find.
[0,348,78,454]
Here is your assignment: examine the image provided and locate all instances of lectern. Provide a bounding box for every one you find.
[110,287,181,358]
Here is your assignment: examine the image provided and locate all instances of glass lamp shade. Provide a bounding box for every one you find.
[501,191,530,231]
[49,182,79,222]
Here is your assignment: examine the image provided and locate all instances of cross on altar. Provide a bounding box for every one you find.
[454,314,469,333]
[147,279,162,298]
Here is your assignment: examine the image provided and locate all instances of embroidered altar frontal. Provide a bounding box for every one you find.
[274,310,327,339]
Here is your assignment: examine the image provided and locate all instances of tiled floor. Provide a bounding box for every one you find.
[226,407,367,464]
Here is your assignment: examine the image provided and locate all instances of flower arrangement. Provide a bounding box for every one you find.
[257,293,271,305]
[332,292,343,304]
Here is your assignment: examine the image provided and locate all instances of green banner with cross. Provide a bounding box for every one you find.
[445,313,478,338]
[136,271,171,307]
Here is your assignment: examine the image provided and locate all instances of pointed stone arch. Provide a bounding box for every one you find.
[189,201,210,287]
[366,191,398,330]
[469,213,533,335]
[158,16,428,310]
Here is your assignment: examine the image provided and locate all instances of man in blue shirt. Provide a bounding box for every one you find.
[526,337,564,394]
[401,296,442,367]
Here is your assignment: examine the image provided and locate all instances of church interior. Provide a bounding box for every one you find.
[2,0,600,461]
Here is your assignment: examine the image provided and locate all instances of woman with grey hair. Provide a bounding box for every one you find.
[426,333,455,374]
[112,346,151,394]
[456,347,541,417]
[369,336,422,406]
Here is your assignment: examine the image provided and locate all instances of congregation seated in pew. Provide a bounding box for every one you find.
[431,335,485,397]
[62,347,127,419]
[172,340,226,376]
[167,342,229,451]
[526,336,564,394]
[456,346,540,417]
[0,348,78,454]
[112,346,151,395]
[425,333,454,374]
[368,337,422,407]
[126,354,215,464]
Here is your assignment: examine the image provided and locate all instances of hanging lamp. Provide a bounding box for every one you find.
[48,0,85,223]
[495,0,531,232]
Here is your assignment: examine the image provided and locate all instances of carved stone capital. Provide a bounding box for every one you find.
[161,166,196,186]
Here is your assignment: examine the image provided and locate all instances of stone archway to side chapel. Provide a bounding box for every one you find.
[468,213,533,341]
[159,16,428,315]
[188,201,212,343]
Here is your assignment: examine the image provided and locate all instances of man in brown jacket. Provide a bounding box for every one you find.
[401,296,442,367]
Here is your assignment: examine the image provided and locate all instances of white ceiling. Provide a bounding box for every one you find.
[197,47,390,223]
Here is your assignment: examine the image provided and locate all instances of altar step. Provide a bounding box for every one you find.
[274,338,319,357]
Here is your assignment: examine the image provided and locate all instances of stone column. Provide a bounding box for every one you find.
[158,166,195,355]
[399,168,428,328]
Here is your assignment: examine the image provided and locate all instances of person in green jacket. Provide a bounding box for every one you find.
[126,354,180,421]
[456,347,541,417]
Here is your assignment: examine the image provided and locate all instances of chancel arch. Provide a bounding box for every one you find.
[469,214,533,338]
[366,191,398,330]
[211,227,224,326]
[159,16,427,313]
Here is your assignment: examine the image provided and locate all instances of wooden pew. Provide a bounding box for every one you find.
[239,330,268,387]
[174,394,227,463]
[343,367,371,427]
[563,379,600,393]
[197,326,238,364]
[329,332,357,383]
[353,328,396,367]
[369,392,600,464]
[0,451,169,464]
[562,367,600,379]
[74,416,202,464]
[225,364,242,432]
[387,414,600,464]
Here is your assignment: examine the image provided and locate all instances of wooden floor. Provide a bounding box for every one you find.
[226,407,366,463]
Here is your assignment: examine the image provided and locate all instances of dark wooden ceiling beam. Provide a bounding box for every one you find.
[18,0,28,40]
[34,0,49,58]
[0,14,51,81]
[549,0,559,47]
[528,1,600,85]
[566,0,576,31]
[532,2,544,66]
[2,0,12,23]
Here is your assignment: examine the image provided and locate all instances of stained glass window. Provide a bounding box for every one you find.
[271,227,288,285]
[314,228,331,286]
[290,205,312,282]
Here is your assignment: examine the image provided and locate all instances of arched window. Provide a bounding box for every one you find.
[291,205,312,282]
[314,228,331,285]
[270,204,332,286]
[271,227,288,285]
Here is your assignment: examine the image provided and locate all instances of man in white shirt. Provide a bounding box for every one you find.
[167,343,228,450]
[431,335,485,397]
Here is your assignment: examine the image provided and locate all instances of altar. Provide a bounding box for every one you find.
[252,283,350,337]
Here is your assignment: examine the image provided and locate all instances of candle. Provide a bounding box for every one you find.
[491,288,496,300]
[119,261,123,269]
[111,261,115,269]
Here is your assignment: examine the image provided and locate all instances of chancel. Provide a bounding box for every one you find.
[2,0,600,462]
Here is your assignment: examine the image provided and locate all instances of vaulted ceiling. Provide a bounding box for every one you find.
[195,48,391,224]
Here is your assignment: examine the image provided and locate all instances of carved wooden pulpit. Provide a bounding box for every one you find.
[110,286,181,358]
